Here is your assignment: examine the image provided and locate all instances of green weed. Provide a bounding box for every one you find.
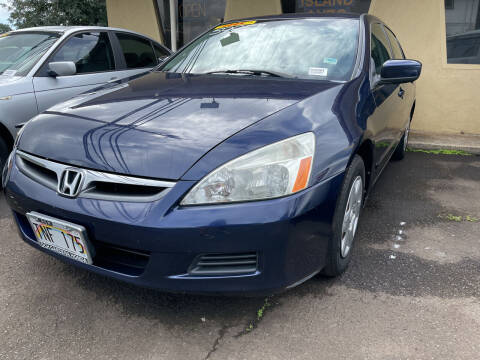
[242,297,272,334]
[407,148,472,156]
[438,214,479,222]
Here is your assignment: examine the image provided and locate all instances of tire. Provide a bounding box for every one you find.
[392,121,410,161]
[322,155,365,277]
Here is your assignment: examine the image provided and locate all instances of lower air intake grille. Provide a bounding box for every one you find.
[93,242,150,276]
[189,252,258,276]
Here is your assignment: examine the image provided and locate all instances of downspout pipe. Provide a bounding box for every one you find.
[169,0,177,51]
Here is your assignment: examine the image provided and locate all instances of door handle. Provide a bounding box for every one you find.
[398,87,405,99]
[108,77,118,83]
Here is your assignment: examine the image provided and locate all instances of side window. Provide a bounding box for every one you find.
[153,43,169,62]
[116,33,156,68]
[371,23,392,80]
[384,28,405,59]
[51,32,115,74]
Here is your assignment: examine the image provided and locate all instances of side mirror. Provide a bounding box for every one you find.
[48,61,76,77]
[380,59,422,84]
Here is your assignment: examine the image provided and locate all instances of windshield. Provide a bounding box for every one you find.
[0,32,60,76]
[162,18,359,81]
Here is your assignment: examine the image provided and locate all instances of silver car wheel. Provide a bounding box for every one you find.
[341,176,363,258]
[403,122,410,152]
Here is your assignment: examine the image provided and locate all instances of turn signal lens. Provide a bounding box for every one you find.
[181,133,315,205]
[292,156,312,193]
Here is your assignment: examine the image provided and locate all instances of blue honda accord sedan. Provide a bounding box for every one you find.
[2,13,421,295]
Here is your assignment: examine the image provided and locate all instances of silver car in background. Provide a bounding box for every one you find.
[0,26,170,171]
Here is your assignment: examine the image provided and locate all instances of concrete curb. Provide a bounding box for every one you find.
[409,132,480,155]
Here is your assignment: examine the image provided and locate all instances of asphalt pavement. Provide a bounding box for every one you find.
[0,152,479,360]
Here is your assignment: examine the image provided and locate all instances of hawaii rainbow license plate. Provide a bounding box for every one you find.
[26,212,93,264]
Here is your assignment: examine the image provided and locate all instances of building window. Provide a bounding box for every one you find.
[445,0,454,9]
[296,0,371,14]
[445,0,480,64]
[163,0,371,50]
[179,0,227,47]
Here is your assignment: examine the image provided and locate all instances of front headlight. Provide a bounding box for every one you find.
[181,132,315,205]
[1,151,14,188]
[14,125,26,148]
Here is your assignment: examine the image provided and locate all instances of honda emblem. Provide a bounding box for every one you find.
[58,168,84,198]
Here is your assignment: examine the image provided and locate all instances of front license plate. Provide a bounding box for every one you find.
[26,212,93,264]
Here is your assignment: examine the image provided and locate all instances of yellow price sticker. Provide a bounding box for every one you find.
[215,21,256,30]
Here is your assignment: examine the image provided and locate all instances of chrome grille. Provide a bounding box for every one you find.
[15,151,175,202]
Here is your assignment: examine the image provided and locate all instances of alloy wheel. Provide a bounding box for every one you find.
[341,176,363,258]
[403,122,410,152]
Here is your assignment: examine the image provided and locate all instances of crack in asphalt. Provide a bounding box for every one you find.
[204,324,229,360]
[202,296,280,359]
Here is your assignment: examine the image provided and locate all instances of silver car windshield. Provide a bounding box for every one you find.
[0,32,60,76]
[162,18,360,81]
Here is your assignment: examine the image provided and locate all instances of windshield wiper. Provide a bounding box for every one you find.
[203,69,294,78]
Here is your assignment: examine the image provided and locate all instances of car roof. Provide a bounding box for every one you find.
[9,26,161,43]
[228,12,362,22]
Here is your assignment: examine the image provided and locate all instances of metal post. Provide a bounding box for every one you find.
[169,0,177,51]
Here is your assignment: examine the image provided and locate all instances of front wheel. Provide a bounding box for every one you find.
[392,121,410,160]
[322,155,365,277]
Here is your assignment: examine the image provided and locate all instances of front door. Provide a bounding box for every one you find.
[384,26,415,142]
[368,23,404,174]
[32,32,118,113]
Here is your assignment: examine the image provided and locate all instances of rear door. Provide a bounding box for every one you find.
[110,32,170,80]
[368,23,404,173]
[32,31,118,112]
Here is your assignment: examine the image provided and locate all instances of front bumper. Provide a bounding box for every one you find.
[4,156,343,295]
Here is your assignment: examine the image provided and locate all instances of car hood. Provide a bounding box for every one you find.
[19,72,338,180]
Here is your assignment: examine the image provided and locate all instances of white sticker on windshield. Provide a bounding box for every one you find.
[308,67,328,77]
[2,70,16,77]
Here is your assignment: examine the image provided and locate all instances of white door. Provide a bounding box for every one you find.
[32,31,119,113]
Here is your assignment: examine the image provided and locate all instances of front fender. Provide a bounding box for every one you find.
[0,80,37,138]
[182,82,361,185]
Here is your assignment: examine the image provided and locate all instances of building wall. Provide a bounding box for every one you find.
[224,0,282,21]
[106,0,163,43]
[370,0,480,135]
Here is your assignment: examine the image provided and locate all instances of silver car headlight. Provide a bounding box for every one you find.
[181,132,315,205]
[14,125,26,148]
[2,151,14,188]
